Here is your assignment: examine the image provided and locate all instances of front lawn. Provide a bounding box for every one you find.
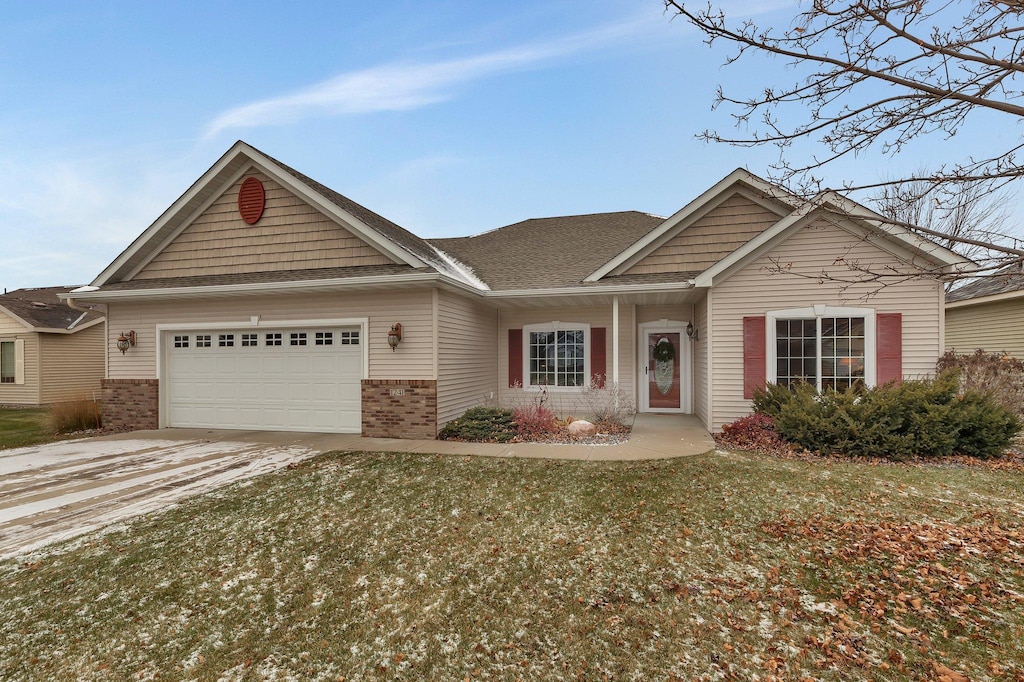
[1,450,1022,680]
[0,408,53,449]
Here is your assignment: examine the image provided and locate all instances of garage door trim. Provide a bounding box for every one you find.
[156,317,369,429]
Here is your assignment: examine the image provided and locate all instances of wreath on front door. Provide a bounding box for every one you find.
[652,338,676,363]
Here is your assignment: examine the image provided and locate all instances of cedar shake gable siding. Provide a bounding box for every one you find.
[132,172,396,281]
[625,194,781,276]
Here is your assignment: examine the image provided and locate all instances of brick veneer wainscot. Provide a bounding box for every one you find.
[101,379,159,431]
[361,379,437,439]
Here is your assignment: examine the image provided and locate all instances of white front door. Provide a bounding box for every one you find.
[165,327,363,433]
[638,322,691,413]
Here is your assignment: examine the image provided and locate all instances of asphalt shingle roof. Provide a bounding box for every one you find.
[428,212,666,290]
[946,262,1024,303]
[0,286,104,330]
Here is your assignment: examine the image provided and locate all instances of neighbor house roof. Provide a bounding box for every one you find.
[946,262,1024,305]
[0,287,105,331]
[428,212,664,290]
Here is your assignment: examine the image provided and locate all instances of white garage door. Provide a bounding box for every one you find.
[166,328,362,433]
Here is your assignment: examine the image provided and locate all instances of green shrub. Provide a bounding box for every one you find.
[751,372,1021,459]
[438,407,516,443]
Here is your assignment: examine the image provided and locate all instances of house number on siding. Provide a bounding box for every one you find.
[389,388,406,396]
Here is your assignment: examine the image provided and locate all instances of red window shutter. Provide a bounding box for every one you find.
[876,313,903,385]
[508,329,523,387]
[591,327,607,388]
[743,316,766,399]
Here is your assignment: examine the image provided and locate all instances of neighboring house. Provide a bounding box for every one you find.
[63,141,967,437]
[945,263,1024,357]
[0,287,106,406]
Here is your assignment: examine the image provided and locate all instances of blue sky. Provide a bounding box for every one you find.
[1,1,1018,290]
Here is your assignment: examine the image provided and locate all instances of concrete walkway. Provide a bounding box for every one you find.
[103,413,717,461]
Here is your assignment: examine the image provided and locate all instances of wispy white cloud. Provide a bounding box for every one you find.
[203,19,650,139]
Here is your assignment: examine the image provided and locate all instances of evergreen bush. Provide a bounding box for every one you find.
[751,371,1020,459]
[438,407,517,443]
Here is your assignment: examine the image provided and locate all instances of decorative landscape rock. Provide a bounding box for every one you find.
[567,420,597,437]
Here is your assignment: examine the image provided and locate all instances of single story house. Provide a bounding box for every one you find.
[945,262,1024,357]
[64,141,967,437]
[0,287,106,406]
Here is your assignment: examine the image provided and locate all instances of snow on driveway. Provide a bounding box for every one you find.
[0,438,317,559]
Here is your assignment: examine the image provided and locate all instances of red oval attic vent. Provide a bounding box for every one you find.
[238,177,265,224]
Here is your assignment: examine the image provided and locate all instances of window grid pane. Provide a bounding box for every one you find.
[775,318,817,388]
[290,332,307,346]
[241,333,258,347]
[173,335,189,348]
[529,329,585,387]
[218,334,234,347]
[0,341,13,383]
[821,316,866,391]
[195,335,212,348]
[265,333,282,347]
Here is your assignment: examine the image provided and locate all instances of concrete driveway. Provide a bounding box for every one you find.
[0,434,318,559]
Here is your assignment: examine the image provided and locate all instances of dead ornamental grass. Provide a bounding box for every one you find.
[0,451,1022,680]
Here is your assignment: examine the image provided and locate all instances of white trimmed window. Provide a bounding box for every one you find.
[767,306,875,391]
[523,322,590,389]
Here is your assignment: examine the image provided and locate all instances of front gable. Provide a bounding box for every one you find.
[130,170,396,281]
[624,193,783,277]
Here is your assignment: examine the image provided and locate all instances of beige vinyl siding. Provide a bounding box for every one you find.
[498,306,635,417]
[946,298,1024,357]
[38,324,106,403]
[436,291,498,425]
[106,289,435,380]
[133,172,395,281]
[626,194,779,275]
[0,313,40,405]
[693,293,710,428]
[710,218,943,431]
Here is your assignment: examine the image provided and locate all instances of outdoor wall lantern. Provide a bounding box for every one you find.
[116,331,137,355]
[686,322,699,342]
[387,323,403,351]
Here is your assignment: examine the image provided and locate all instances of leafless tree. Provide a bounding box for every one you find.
[872,173,1016,271]
[664,0,1024,200]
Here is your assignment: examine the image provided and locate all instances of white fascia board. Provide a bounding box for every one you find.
[31,317,106,334]
[483,281,696,300]
[240,144,426,269]
[0,305,34,331]
[92,140,253,286]
[64,272,455,302]
[945,288,1024,309]
[584,169,797,282]
[818,191,971,269]
[92,142,428,287]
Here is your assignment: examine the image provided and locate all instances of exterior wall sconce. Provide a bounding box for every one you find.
[116,331,137,355]
[686,323,699,341]
[387,323,403,351]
